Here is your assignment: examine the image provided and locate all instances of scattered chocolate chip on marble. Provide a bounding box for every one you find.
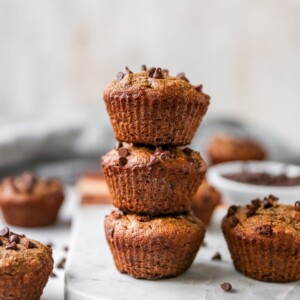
[0,227,9,237]
[117,147,129,158]
[295,201,300,212]
[228,216,239,228]
[148,155,160,167]
[220,282,232,292]
[227,205,239,217]
[57,258,66,269]
[116,72,124,81]
[9,234,20,244]
[26,240,37,249]
[176,72,189,82]
[118,157,128,166]
[141,65,147,71]
[6,242,18,251]
[256,225,273,237]
[125,66,133,74]
[195,84,203,92]
[152,68,164,79]
[211,252,222,261]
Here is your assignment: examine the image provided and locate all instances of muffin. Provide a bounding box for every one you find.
[104,67,210,146]
[222,195,300,282]
[0,172,64,227]
[105,210,205,279]
[207,134,266,165]
[192,180,222,225]
[101,144,207,215]
[0,227,53,300]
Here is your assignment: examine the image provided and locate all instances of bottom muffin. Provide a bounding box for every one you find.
[222,195,300,282]
[105,210,205,280]
[0,227,53,300]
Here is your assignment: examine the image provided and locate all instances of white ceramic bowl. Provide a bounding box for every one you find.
[206,161,300,205]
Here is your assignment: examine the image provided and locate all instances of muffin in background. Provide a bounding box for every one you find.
[101,144,206,215]
[192,180,222,225]
[105,210,205,280]
[0,227,53,300]
[207,134,266,165]
[104,67,210,146]
[0,172,64,227]
[222,195,300,282]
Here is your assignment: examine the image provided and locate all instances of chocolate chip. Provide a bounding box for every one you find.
[176,72,189,82]
[0,240,3,246]
[9,235,20,244]
[295,201,300,212]
[63,246,69,252]
[46,242,53,248]
[50,272,57,278]
[220,282,232,292]
[125,66,133,74]
[212,252,222,261]
[6,242,18,251]
[251,199,261,209]
[148,155,160,167]
[118,157,128,166]
[152,68,164,79]
[195,84,203,92]
[256,225,272,237]
[246,206,257,218]
[147,67,156,78]
[116,72,124,81]
[141,65,147,71]
[0,227,9,237]
[228,216,239,228]
[25,240,37,249]
[160,151,171,161]
[227,205,239,217]
[57,258,66,269]
[117,147,129,157]
[183,147,193,155]
[162,68,169,74]
[263,197,273,209]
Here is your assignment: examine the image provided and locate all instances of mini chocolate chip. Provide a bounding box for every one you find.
[148,155,160,167]
[227,205,239,217]
[295,201,300,212]
[147,67,156,78]
[195,84,203,92]
[256,225,272,237]
[212,252,222,261]
[141,65,147,71]
[125,66,133,74]
[251,199,261,209]
[183,147,193,155]
[162,68,169,74]
[220,282,232,292]
[263,197,273,209]
[117,147,129,157]
[268,194,279,202]
[118,157,128,166]
[26,240,37,249]
[50,272,57,278]
[152,68,164,79]
[116,72,124,81]
[6,242,18,251]
[160,151,171,161]
[0,227,9,237]
[176,72,189,82]
[9,235,20,244]
[246,206,257,218]
[57,258,66,269]
[228,216,239,228]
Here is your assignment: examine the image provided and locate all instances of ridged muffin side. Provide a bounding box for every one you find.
[101,144,206,215]
[222,196,300,282]
[105,210,205,279]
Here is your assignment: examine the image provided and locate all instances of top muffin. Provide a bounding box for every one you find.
[104,66,210,146]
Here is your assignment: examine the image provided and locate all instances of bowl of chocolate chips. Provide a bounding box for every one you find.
[207,161,300,204]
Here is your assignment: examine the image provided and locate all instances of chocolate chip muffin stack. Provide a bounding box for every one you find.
[102,66,210,279]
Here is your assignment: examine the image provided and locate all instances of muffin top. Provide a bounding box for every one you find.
[0,227,53,275]
[106,210,205,238]
[101,143,206,173]
[104,66,210,103]
[207,134,266,164]
[222,195,300,241]
[0,172,63,202]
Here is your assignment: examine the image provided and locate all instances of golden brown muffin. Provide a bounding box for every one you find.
[101,144,206,215]
[207,134,266,165]
[192,180,222,225]
[105,210,205,279]
[0,172,64,227]
[0,227,53,300]
[222,195,300,282]
[104,67,210,146]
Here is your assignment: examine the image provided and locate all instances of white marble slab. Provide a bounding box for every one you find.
[65,206,300,300]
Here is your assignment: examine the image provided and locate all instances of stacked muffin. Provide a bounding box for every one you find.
[102,66,210,279]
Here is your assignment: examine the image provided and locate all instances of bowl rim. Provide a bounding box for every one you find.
[206,160,300,196]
